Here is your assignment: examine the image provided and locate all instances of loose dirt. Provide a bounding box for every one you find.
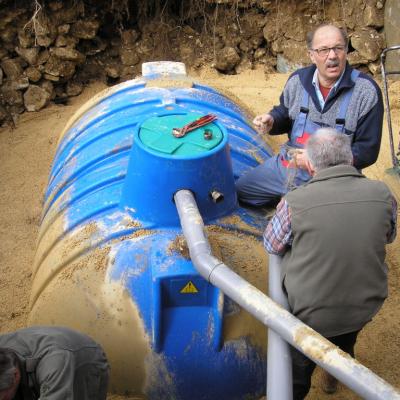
[0,67,399,399]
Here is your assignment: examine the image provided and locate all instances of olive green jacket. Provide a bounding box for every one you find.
[282,165,393,337]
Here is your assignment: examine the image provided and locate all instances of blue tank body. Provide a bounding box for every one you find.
[29,63,273,399]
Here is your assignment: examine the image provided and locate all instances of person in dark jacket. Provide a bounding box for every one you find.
[263,128,397,399]
[236,23,384,206]
[0,326,109,400]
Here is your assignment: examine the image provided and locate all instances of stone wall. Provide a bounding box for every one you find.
[0,0,389,125]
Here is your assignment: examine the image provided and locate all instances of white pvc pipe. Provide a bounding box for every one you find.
[267,254,293,400]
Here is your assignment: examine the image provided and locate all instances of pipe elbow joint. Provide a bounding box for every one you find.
[192,253,224,282]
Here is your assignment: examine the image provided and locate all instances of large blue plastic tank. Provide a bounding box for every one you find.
[29,62,273,399]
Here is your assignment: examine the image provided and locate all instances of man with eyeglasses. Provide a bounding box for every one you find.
[236,24,384,207]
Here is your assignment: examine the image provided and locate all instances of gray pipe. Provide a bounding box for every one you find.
[381,45,400,169]
[174,189,400,400]
[267,254,292,400]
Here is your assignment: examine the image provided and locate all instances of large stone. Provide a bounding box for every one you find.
[12,77,30,90]
[240,11,266,38]
[284,16,307,41]
[239,40,251,53]
[121,29,140,49]
[43,73,60,82]
[324,1,361,30]
[1,84,24,106]
[23,85,51,111]
[347,50,369,66]
[276,53,304,73]
[351,28,384,61]
[40,80,54,97]
[37,50,50,65]
[239,33,263,53]
[66,81,83,97]
[263,3,308,44]
[254,47,267,60]
[34,12,53,37]
[25,66,42,82]
[263,19,279,43]
[52,5,83,25]
[55,35,78,48]
[15,47,40,65]
[223,33,241,48]
[368,61,381,75]
[18,29,34,48]
[0,77,29,91]
[50,47,85,63]
[36,35,55,47]
[120,65,139,80]
[271,37,285,55]
[58,24,70,35]
[44,55,76,78]
[136,36,154,57]
[70,20,99,39]
[76,59,105,81]
[1,58,23,79]
[281,40,310,65]
[363,0,384,27]
[120,48,140,66]
[105,65,120,79]
[215,47,241,72]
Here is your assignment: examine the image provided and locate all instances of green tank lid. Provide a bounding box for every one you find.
[139,113,223,156]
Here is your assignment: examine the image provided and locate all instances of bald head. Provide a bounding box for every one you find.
[306,24,348,50]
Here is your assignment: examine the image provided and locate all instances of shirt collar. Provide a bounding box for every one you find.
[312,68,346,109]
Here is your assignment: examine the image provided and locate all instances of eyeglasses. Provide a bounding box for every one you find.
[311,45,347,57]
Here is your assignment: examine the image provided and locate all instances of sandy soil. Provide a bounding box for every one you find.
[0,66,399,399]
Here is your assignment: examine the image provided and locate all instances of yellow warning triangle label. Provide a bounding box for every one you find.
[180,281,199,294]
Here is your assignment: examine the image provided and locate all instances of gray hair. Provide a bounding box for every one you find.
[306,128,353,171]
[306,24,349,49]
[0,349,18,391]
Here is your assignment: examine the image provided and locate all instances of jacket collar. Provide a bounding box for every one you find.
[309,165,364,184]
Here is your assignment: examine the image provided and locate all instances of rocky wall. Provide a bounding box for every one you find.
[0,0,389,125]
